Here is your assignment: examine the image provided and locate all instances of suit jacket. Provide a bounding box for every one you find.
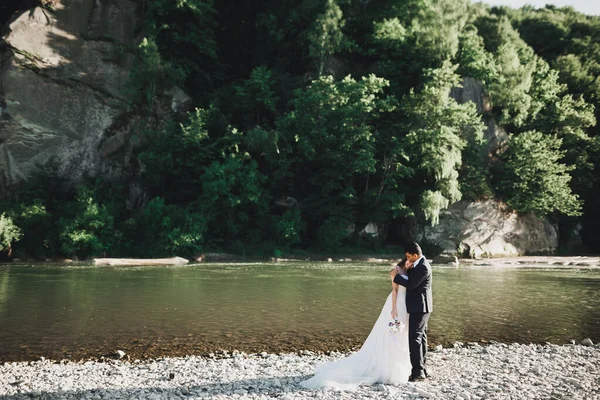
[393,257,433,314]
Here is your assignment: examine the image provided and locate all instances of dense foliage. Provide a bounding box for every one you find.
[2,0,600,259]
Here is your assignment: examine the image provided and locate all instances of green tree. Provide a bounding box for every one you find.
[406,0,469,63]
[198,153,269,250]
[235,66,279,127]
[144,0,220,94]
[495,130,582,216]
[475,15,538,126]
[273,208,305,248]
[490,41,537,126]
[372,18,406,48]
[307,0,348,76]
[401,61,485,224]
[372,0,470,95]
[123,197,206,257]
[275,74,395,242]
[127,37,184,110]
[10,202,54,259]
[138,107,216,203]
[456,25,498,85]
[58,188,116,258]
[525,59,597,196]
[0,213,22,256]
[554,54,600,105]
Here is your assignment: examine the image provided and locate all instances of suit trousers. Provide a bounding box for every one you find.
[408,312,430,378]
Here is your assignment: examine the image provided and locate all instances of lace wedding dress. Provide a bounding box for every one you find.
[300,285,411,390]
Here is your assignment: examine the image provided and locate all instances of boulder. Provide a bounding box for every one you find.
[432,254,459,266]
[411,200,558,258]
[360,221,380,237]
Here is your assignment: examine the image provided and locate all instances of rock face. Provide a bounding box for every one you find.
[0,1,194,193]
[411,200,558,259]
[0,0,141,190]
[450,77,490,115]
[450,77,508,155]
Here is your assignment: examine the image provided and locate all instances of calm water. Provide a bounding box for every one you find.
[0,262,599,361]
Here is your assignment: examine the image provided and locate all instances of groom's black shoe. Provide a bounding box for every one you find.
[409,375,427,382]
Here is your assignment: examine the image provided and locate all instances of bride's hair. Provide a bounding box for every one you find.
[394,258,408,274]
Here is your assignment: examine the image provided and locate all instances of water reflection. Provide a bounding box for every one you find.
[0,263,598,361]
[0,267,10,309]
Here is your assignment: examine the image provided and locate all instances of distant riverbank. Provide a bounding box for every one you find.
[196,254,600,268]
[5,254,600,268]
[452,255,600,268]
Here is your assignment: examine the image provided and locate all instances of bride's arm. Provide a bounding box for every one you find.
[391,277,399,319]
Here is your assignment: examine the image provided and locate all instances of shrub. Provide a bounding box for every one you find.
[58,188,116,258]
[0,213,22,255]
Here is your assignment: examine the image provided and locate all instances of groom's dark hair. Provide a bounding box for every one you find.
[405,242,422,256]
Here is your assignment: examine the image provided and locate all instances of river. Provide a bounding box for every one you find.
[0,262,598,361]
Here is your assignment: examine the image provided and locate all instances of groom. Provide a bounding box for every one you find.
[391,242,433,382]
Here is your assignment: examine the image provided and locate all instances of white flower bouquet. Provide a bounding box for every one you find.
[388,319,405,333]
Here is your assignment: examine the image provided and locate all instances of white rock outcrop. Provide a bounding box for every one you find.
[414,200,558,259]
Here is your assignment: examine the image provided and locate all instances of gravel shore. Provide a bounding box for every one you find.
[1,343,598,400]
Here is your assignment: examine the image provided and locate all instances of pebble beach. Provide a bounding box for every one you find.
[1,342,598,400]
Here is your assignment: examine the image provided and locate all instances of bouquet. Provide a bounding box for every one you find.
[388,319,405,333]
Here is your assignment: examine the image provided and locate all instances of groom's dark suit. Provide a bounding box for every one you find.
[393,257,432,379]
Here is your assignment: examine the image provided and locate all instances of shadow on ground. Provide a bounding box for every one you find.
[2,375,315,399]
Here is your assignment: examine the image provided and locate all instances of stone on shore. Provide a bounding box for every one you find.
[1,343,599,399]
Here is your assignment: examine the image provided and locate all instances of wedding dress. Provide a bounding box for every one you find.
[300,285,411,390]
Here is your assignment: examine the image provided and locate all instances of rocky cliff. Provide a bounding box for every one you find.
[0,0,143,191]
[0,0,193,195]
[409,200,559,259]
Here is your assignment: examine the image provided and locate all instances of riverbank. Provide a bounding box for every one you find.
[1,343,598,399]
[4,254,600,268]
[457,255,600,268]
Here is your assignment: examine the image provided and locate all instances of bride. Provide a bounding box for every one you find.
[300,259,412,390]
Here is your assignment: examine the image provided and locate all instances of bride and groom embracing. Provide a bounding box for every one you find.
[300,242,433,390]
